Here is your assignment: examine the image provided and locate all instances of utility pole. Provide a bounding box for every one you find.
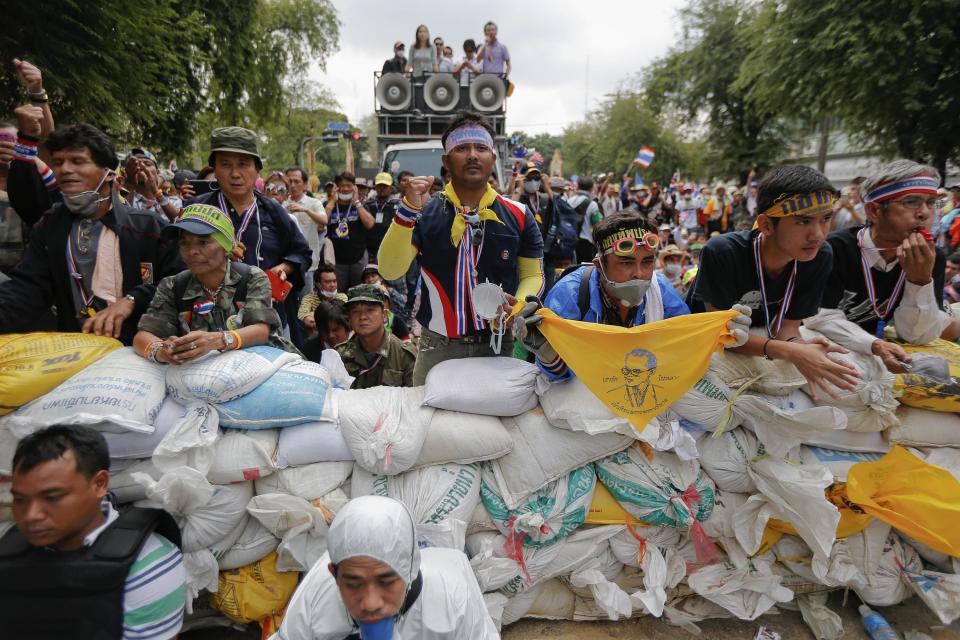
[584,54,589,117]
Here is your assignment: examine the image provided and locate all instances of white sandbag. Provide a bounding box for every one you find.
[206,428,278,484]
[797,446,884,482]
[320,348,354,389]
[150,402,220,476]
[247,492,331,572]
[255,462,353,501]
[216,358,335,429]
[649,410,699,461]
[2,348,165,436]
[133,466,251,552]
[0,425,18,475]
[103,395,181,459]
[338,386,434,475]
[468,501,498,536]
[486,408,631,509]
[275,420,353,467]
[109,458,160,504]
[672,374,847,459]
[906,567,960,625]
[799,328,899,432]
[662,594,735,635]
[796,591,844,640]
[352,463,481,550]
[595,443,716,529]
[423,357,539,416]
[900,533,960,574]
[708,347,807,396]
[217,517,279,570]
[501,579,575,626]
[539,376,652,438]
[565,551,632,620]
[687,553,793,621]
[802,428,889,453]
[183,549,220,601]
[165,345,299,404]
[608,528,689,618]
[413,410,514,468]
[481,463,595,549]
[887,406,960,447]
[700,489,749,540]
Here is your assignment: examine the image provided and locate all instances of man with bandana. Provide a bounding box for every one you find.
[271,496,498,640]
[807,160,959,373]
[514,212,747,382]
[378,112,544,384]
[0,123,181,343]
[686,165,863,400]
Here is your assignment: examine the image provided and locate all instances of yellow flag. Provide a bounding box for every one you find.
[536,309,736,432]
[846,446,960,557]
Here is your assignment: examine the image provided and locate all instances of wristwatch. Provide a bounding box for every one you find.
[124,294,137,305]
[220,331,236,352]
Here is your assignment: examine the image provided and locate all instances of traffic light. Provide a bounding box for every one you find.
[349,131,366,141]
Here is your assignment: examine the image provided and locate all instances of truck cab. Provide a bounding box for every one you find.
[381,139,505,187]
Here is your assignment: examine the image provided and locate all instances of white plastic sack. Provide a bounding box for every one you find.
[539,376,655,439]
[247,492,331,572]
[109,458,160,504]
[499,579,575,626]
[183,549,220,602]
[216,358,334,429]
[687,554,793,620]
[352,463,481,550]
[275,420,353,467]
[256,462,353,501]
[2,348,165,436]
[801,428,889,453]
[165,345,298,403]
[103,395,181,459]
[481,463,596,549]
[338,386,434,475]
[424,357,538,416]
[486,408,631,509]
[0,425,18,475]
[672,374,847,459]
[700,489,749,540]
[133,466,251,552]
[708,348,807,396]
[217,517,279,570]
[206,428,278,484]
[887,406,960,447]
[797,445,884,482]
[320,348,354,389]
[608,528,689,618]
[413,410,514,468]
[595,443,716,529]
[468,501,498,536]
[796,592,844,640]
[150,402,220,476]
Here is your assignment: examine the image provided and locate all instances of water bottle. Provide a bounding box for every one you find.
[859,604,901,640]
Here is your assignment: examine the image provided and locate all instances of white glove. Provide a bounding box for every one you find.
[725,303,753,349]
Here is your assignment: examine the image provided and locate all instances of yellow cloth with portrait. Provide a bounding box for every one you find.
[533,308,737,432]
[442,182,502,247]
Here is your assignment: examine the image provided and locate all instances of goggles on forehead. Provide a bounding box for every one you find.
[600,232,660,257]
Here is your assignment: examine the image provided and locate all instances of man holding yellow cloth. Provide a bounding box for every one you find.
[686,165,861,399]
[378,113,544,384]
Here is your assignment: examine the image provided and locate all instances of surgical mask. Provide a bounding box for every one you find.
[63,170,113,217]
[664,263,682,277]
[320,289,338,298]
[338,192,353,202]
[357,617,395,640]
[598,261,650,308]
[523,179,540,194]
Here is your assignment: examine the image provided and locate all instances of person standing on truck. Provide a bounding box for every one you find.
[377,112,544,384]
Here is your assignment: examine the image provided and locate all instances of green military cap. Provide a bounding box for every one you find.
[208,126,263,169]
[346,284,386,306]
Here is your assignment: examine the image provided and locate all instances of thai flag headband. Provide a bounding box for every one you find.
[444,125,494,153]
[864,175,939,203]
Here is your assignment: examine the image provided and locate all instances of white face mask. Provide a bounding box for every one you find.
[320,289,339,298]
[598,261,650,308]
[523,179,540,194]
[62,169,113,217]
[664,263,682,277]
[337,192,353,202]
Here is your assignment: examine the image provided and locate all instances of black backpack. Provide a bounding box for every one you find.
[556,263,595,319]
[544,196,581,261]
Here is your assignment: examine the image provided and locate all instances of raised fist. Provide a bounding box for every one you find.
[403,176,435,209]
[13,59,43,93]
[14,104,43,137]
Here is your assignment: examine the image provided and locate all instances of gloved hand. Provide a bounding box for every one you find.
[726,303,752,349]
[512,295,558,362]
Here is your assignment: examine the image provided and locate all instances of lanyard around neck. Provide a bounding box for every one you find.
[856,227,906,322]
[218,192,257,239]
[752,233,797,338]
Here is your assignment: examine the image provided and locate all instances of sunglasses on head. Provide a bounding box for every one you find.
[265,183,288,195]
[602,233,660,257]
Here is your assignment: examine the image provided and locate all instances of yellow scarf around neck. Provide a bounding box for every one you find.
[442,182,502,247]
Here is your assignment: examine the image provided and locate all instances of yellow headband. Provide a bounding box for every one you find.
[759,190,836,219]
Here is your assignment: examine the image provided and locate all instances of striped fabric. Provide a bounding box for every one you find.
[122,533,187,640]
[864,176,939,203]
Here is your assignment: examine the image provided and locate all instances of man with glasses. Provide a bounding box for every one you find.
[514,212,712,382]
[807,160,958,373]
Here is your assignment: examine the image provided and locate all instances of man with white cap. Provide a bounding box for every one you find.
[273,496,498,640]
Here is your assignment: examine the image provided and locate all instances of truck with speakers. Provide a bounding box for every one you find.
[374,71,509,186]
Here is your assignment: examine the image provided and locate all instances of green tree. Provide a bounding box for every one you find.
[258,86,344,170]
[738,0,960,177]
[643,0,790,183]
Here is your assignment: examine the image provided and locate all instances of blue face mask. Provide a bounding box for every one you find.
[358,617,395,640]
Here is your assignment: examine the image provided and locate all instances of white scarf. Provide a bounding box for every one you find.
[643,273,665,324]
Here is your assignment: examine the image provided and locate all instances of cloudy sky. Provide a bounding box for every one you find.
[308,0,686,135]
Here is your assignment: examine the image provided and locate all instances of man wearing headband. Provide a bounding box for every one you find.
[807,160,958,373]
[514,212,749,382]
[378,112,544,384]
[686,165,862,400]
[272,496,497,639]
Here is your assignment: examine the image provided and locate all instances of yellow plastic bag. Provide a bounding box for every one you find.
[210,552,299,625]
[585,481,634,525]
[535,308,735,432]
[767,483,872,540]
[846,446,960,557]
[893,339,960,412]
[0,333,122,415]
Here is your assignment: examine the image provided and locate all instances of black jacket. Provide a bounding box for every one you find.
[7,156,57,227]
[0,196,183,344]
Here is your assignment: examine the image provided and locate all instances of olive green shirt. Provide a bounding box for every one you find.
[137,263,291,351]
[336,330,417,389]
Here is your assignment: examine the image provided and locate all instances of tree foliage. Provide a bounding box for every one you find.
[738,0,960,176]
[642,0,791,183]
[0,0,340,157]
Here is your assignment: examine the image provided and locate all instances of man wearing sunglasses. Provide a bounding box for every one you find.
[806,160,959,373]
[514,212,727,382]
